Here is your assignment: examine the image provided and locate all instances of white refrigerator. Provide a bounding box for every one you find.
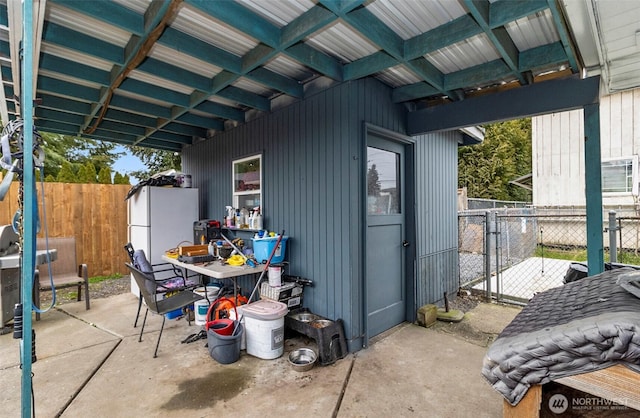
[128,186,199,295]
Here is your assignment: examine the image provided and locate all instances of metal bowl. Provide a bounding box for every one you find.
[310,319,333,328]
[288,348,317,372]
[289,312,320,322]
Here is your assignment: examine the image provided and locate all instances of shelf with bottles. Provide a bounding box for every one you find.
[224,205,263,231]
[221,226,264,233]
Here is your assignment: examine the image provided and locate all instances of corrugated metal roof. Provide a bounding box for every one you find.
[239,0,313,27]
[264,55,314,81]
[367,0,467,40]
[112,0,150,15]
[307,22,379,63]
[128,69,196,95]
[376,65,422,88]
[1,0,629,151]
[505,10,559,52]
[46,4,130,46]
[233,77,278,97]
[172,4,257,56]
[148,43,222,78]
[427,34,500,74]
[40,43,113,72]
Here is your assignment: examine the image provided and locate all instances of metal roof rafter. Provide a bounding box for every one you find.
[78,0,183,136]
[464,0,527,86]
[319,0,450,97]
[545,0,579,71]
[142,0,346,146]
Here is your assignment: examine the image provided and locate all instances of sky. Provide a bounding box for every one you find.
[112,145,145,184]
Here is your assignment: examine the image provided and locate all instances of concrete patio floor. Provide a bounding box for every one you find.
[0,294,519,417]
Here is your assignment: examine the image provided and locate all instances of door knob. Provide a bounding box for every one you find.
[402,240,410,247]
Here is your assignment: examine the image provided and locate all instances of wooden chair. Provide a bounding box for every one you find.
[33,237,89,320]
[125,263,203,357]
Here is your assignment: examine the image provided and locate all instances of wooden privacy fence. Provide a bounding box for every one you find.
[0,182,131,277]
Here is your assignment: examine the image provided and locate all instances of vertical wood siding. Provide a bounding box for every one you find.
[533,88,640,207]
[413,131,460,307]
[183,78,458,348]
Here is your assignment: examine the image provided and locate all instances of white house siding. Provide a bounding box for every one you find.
[533,88,640,208]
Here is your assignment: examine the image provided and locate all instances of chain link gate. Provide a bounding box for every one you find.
[493,212,588,304]
[458,212,488,293]
[460,209,591,305]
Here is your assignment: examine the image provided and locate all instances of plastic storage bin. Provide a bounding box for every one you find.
[252,236,288,263]
[242,299,288,359]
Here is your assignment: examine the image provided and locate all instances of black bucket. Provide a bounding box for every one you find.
[207,321,243,364]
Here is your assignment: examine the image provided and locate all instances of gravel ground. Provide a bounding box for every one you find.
[448,289,484,312]
[38,275,131,307]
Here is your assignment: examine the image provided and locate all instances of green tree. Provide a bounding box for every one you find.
[85,162,98,183]
[56,161,76,183]
[1,131,126,183]
[98,167,112,184]
[367,164,381,197]
[39,133,123,181]
[77,165,88,183]
[458,119,532,201]
[113,172,130,185]
[126,145,180,180]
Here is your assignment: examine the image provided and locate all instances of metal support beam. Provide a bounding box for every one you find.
[484,211,493,300]
[407,75,600,135]
[584,102,604,275]
[21,2,36,417]
[608,211,617,263]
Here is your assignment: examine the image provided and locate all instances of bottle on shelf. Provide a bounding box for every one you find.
[226,206,235,227]
[253,207,263,230]
[240,207,249,228]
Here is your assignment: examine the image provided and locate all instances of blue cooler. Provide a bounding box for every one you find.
[252,236,288,263]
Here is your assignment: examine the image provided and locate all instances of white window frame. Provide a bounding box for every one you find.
[232,154,262,212]
[601,155,639,195]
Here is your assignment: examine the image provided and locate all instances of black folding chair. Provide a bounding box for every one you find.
[125,263,204,358]
[124,242,196,327]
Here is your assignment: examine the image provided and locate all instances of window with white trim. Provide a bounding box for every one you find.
[233,154,262,211]
[601,155,639,195]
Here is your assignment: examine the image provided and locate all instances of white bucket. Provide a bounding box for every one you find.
[242,300,288,359]
[193,285,220,326]
[268,264,283,287]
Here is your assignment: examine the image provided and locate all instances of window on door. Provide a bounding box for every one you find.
[602,155,638,195]
[367,146,400,215]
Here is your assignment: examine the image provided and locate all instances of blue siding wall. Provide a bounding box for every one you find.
[183,77,459,349]
[413,131,460,307]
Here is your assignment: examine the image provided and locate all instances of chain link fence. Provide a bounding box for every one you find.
[615,213,640,264]
[458,208,638,305]
[466,198,531,210]
[458,212,486,289]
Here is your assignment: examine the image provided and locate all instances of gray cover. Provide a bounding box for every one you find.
[481,268,640,406]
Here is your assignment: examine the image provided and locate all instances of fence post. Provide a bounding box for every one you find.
[609,210,617,263]
[495,214,501,302]
[484,211,492,300]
